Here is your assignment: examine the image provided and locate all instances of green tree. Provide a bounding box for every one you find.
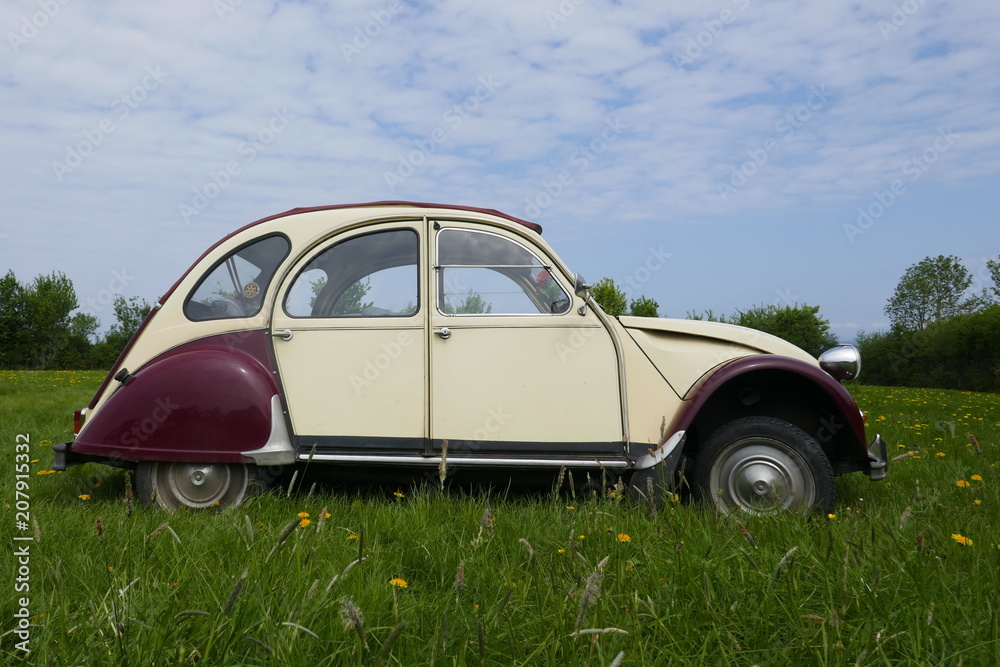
[90,296,152,368]
[23,272,79,368]
[591,278,627,316]
[687,303,838,357]
[729,304,839,357]
[885,255,975,331]
[629,295,659,318]
[987,259,1000,301]
[444,289,492,314]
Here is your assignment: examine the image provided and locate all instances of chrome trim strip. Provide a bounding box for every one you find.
[634,430,686,470]
[241,395,296,466]
[296,453,631,468]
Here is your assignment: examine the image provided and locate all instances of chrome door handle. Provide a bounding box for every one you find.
[272,329,293,341]
[436,327,451,340]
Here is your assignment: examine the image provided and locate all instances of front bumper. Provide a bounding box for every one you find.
[867,434,888,481]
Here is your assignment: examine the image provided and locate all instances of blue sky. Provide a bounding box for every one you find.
[3,0,998,342]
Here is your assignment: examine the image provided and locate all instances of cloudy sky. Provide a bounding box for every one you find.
[3,0,998,342]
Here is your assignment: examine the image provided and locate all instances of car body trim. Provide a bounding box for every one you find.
[633,430,686,470]
[241,395,296,466]
[297,453,631,468]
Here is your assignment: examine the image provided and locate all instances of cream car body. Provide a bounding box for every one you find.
[56,202,887,512]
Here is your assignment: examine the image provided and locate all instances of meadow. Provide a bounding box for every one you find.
[2,371,999,665]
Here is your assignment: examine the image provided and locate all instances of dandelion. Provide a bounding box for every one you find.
[299,518,311,527]
[297,511,310,518]
[390,578,408,588]
[578,534,585,540]
[78,494,90,500]
[936,452,946,457]
[971,474,983,481]
[37,470,55,475]
[393,491,405,499]
[347,534,358,540]
[956,480,969,488]
[617,533,631,543]
[951,534,973,546]
[974,499,982,505]
[557,548,566,554]
[565,506,576,510]
[827,513,837,520]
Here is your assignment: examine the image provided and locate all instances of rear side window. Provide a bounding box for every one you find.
[284,229,419,318]
[184,234,290,321]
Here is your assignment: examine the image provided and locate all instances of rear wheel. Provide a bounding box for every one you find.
[137,461,263,510]
[695,417,835,515]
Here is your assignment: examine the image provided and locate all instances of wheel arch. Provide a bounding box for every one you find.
[671,356,869,476]
[71,331,282,464]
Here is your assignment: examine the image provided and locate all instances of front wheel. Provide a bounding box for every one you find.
[137,461,263,511]
[695,417,835,515]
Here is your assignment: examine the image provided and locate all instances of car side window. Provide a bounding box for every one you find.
[184,234,290,321]
[284,229,419,318]
[437,229,570,315]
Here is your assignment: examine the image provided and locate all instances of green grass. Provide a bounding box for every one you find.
[2,372,1000,665]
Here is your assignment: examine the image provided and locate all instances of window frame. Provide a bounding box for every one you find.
[435,228,571,317]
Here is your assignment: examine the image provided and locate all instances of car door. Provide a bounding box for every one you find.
[429,221,623,459]
[270,222,427,454]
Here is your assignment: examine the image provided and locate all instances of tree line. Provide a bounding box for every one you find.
[3,256,999,392]
[0,271,150,370]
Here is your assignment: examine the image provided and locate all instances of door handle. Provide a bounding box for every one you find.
[435,327,451,340]
[272,329,293,341]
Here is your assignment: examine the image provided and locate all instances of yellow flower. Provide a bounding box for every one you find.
[956,480,969,488]
[617,533,631,543]
[971,474,983,481]
[299,519,311,527]
[827,513,837,520]
[951,534,973,546]
[390,578,408,588]
[557,548,566,554]
[78,494,90,500]
[36,469,55,475]
[297,511,310,518]
[578,534,585,540]
[347,534,358,540]
[936,452,946,457]
[393,491,405,499]
[565,506,575,510]
[974,499,982,505]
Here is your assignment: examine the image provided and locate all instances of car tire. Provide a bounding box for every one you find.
[694,417,835,515]
[137,461,264,511]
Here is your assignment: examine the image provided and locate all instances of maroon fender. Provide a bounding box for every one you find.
[670,355,869,456]
[73,331,281,464]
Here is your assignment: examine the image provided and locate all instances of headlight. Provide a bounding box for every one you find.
[819,345,861,381]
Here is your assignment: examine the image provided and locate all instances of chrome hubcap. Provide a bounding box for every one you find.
[158,463,246,509]
[710,439,815,514]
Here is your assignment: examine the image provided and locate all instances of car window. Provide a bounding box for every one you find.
[184,234,290,321]
[284,228,419,318]
[437,229,570,315]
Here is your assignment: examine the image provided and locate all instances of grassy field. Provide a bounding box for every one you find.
[2,371,999,665]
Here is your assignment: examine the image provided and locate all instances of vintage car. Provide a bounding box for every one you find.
[55,202,887,513]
